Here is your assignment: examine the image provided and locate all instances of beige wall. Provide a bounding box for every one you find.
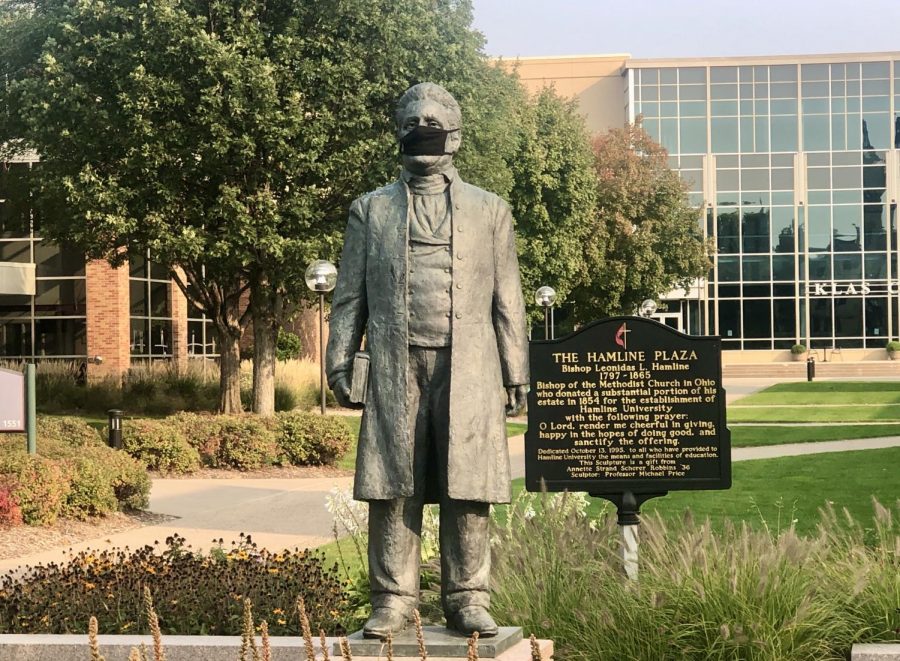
[504,55,629,134]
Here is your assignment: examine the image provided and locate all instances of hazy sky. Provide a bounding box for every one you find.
[472,0,900,59]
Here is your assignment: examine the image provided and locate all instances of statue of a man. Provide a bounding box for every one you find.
[326,82,529,640]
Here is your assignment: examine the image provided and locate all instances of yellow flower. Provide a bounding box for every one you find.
[84,582,96,590]
[272,608,284,615]
[277,619,286,625]
[267,568,279,575]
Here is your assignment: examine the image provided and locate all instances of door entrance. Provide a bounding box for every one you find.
[651,312,683,333]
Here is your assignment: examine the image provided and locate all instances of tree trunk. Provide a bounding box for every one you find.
[252,314,278,416]
[217,328,244,413]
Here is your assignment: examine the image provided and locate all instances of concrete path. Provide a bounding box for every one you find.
[733,436,900,461]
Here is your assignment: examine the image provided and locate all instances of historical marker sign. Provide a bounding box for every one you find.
[0,368,26,433]
[525,316,731,495]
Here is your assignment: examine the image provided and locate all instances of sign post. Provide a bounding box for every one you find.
[0,367,29,449]
[25,364,36,454]
[525,316,731,580]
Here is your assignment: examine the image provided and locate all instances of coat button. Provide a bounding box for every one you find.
[456,253,463,260]
[445,312,451,318]
[410,311,416,317]
[455,312,462,319]
[444,268,451,273]
[456,283,462,289]
[457,225,463,232]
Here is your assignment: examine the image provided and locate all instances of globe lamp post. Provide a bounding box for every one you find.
[305,260,338,414]
[535,286,557,340]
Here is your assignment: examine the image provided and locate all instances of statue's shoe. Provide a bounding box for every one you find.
[447,605,499,637]
[363,607,410,640]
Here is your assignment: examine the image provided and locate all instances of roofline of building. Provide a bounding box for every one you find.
[503,50,900,68]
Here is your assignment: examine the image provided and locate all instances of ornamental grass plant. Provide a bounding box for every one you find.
[489,491,900,661]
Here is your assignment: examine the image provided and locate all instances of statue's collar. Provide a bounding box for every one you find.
[401,166,457,195]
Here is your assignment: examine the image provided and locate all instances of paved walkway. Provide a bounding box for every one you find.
[1,375,898,575]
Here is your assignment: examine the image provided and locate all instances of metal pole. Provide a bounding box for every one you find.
[543,306,550,340]
[550,306,555,340]
[107,409,123,449]
[619,522,639,581]
[319,292,326,415]
[25,363,36,455]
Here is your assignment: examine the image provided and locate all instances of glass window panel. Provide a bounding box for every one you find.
[34,279,87,316]
[833,151,861,165]
[831,97,846,113]
[34,318,86,356]
[679,68,706,84]
[771,207,795,251]
[808,191,830,205]
[808,205,831,251]
[830,63,846,80]
[711,67,737,83]
[740,169,768,191]
[742,283,771,298]
[832,166,862,189]
[845,63,861,79]
[0,295,31,318]
[718,255,740,281]
[831,114,847,150]
[150,282,170,317]
[801,81,829,97]
[638,102,658,118]
[0,240,30,263]
[773,300,796,338]
[770,168,793,190]
[742,192,770,206]
[641,69,659,84]
[740,154,768,167]
[34,242,85,277]
[833,205,862,251]
[679,169,702,191]
[0,319,31,357]
[769,82,797,99]
[659,101,677,116]
[679,118,707,153]
[641,86,659,102]
[717,194,739,207]
[739,99,754,115]
[833,252,862,278]
[754,117,769,151]
[149,319,172,356]
[772,153,793,166]
[129,253,147,278]
[834,298,862,338]
[773,284,796,297]
[807,167,830,189]
[847,114,862,149]
[754,99,768,114]
[0,202,30,238]
[0,164,32,239]
[659,85,677,101]
[742,300,771,338]
[866,298,887,339]
[807,153,830,166]
[660,118,678,151]
[679,85,707,101]
[711,100,738,116]
[772,254,795,279]
[130,280,148,316]
[862,61,889,79]
[711,84,738,100]
[718,300,741,339]
[742,255,770,280]
[831,81,846,97]
[742,208,769,253]
[130,318,150,355]
[847,80,861,96]
[772,191,794,205]
[770,65,797,82]
[810,298,833,337]
[834,190,862,204]
[717,211,740,253]
[149,261,169,281]
[802,98,828,114]
[862,96,889,111]
[716,170,739,191]
[739,116,754,152]
[803,114,830,151]
[711,117,738,153]
[660,69,676,84]
[771,115,798,151]
[808,254,831,280]
[863,113,889,148]
[863,203,887,250]
[801,64,829,81]
[771,99,797,114]
[864,254,886,278]
[680,156,704,168]
[719,284,740,297]
[680,100,706,117]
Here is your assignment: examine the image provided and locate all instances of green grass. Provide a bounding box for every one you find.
[729,405,900,423]
[730,424,900,446]
[508,447,900,537]
[736,380,900,406]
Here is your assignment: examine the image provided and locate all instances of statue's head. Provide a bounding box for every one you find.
[395,82,462,176]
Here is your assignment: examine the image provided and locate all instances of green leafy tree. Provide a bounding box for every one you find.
[570,121,710,321]
[0,0,498,413]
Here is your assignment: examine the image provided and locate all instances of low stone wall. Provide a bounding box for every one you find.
[852,644,900,661]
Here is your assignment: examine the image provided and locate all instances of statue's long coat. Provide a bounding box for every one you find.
[325,175,529,503]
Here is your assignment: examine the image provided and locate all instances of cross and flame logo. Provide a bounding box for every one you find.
[615,322,630,349]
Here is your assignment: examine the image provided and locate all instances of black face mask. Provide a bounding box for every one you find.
[399,125,459,156]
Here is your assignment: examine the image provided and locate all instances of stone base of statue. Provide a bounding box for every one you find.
[335,626,550,659]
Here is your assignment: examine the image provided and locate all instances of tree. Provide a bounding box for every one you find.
[0,0,497,413]
[569,121,710,322]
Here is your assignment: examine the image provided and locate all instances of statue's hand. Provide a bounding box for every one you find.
[331,375,364,410]
[505,384,529,417]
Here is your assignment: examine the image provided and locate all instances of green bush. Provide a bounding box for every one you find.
[274,411,352,466]
[0,534,356,635]
[790,343,807,354]
[276,328,303,361]
[122,418,200,474]
[886,341,900,353]
[168,412,278,470]
[485,492,900,661]
[0,453,71,525]
[0,478,23,527]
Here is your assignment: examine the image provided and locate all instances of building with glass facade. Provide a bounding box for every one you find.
[516,51,900,361]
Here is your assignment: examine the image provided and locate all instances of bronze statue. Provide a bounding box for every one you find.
[326,82,529,640]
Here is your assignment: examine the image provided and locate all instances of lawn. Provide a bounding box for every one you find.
[729,423,900,446]
[734,380,900,406]
[506,446,900,537]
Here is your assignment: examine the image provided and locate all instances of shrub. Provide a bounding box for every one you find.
[276,328,303,361]
[169,413,278,470]
[275,412,352,466]
[122,418,200,474]
[0,453,70,525]
[886,341,900,353]
[0,534,356,636]
[36,416,103,446]
[790,343,807,354]
[0,478,23,527]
